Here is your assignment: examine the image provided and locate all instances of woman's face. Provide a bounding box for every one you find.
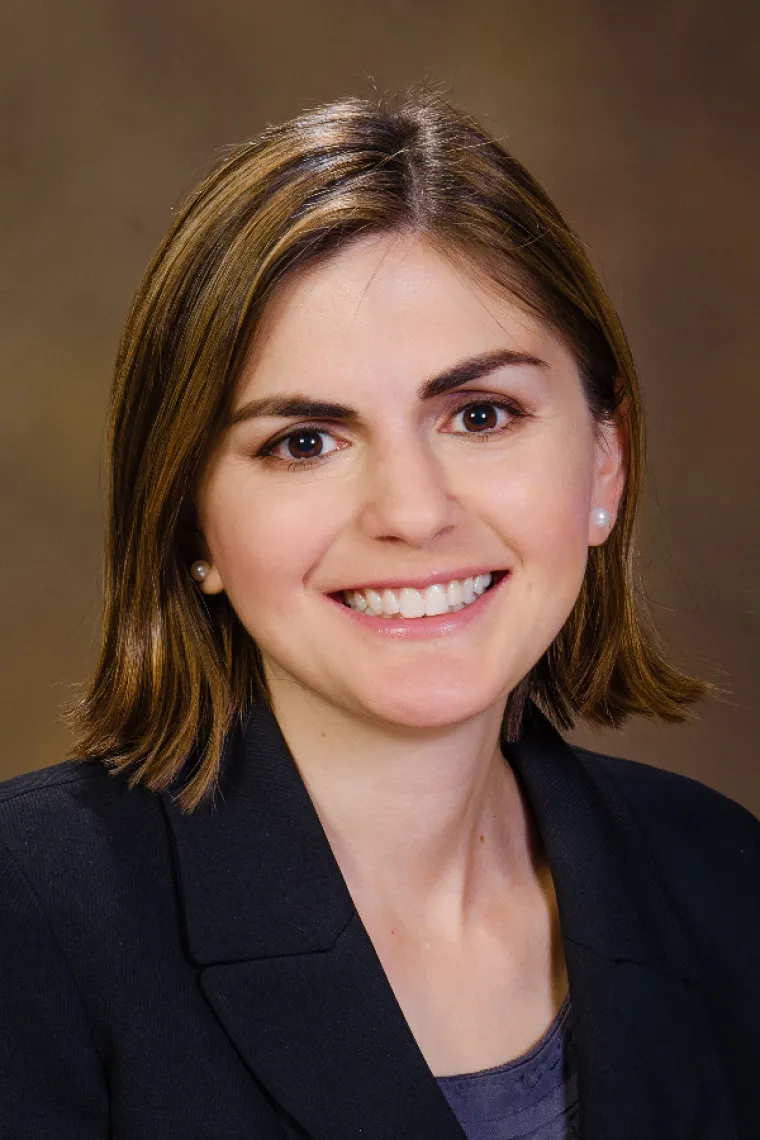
[195,233,625,730]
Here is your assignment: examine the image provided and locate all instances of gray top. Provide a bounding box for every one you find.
[435,994,578,1139]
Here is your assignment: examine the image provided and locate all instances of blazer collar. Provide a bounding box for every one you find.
[161,699,736,1140]
[163,698,355,964]
[505,701,699,979]
[162,697,695,976]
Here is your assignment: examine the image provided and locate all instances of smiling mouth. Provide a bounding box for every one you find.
[333,570,508,619]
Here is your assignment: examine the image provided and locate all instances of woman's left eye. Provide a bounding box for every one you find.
[448,399,519,435]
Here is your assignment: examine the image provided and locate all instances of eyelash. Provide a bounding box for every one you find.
[255,397,530,471]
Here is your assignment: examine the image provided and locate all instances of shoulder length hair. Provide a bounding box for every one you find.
[65,87,713,811]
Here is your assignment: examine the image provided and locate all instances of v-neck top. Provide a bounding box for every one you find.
[435,993,579,1139]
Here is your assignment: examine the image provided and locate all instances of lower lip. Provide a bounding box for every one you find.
[325,572,510,640]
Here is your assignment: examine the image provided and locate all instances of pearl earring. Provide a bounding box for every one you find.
[592,507,610,528]
[190,560,210,582]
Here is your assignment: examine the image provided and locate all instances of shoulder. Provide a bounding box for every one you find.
[0,757,169,917]
[0,759,108,853]
[571,743,760,943]
[572,743,760,850]
[0,757,93,803]
[0,756,160,842]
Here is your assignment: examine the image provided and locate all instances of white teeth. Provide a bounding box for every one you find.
[382,588,400,615]
[399,587,426,619]
[446,579,464,607]
[365,588,385,616]
[343,572,498,618]
[423,584,449,616]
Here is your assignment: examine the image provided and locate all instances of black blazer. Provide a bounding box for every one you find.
[1,699,759,1140]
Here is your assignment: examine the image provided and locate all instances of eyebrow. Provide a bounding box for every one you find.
[225,348,549,429]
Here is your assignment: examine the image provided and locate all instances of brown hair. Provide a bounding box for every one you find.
[65,86,714,811]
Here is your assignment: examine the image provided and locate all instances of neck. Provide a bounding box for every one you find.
[265,681,543,939]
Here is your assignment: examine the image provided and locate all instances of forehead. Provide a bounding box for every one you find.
[239,233,569,395]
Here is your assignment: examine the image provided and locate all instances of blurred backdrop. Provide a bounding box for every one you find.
[2,0,759,811]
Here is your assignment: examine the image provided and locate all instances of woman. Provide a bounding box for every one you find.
[1,88,758,1140]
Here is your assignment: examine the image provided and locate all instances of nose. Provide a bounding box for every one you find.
[357,435,459,547]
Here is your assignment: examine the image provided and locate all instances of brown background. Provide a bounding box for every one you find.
[2,1,759,812]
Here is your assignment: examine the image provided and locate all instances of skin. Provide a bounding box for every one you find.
[194,232,625,1073]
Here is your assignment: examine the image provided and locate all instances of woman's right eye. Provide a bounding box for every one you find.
[258,427,341,466]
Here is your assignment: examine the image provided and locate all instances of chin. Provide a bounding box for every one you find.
[349,682,505,732]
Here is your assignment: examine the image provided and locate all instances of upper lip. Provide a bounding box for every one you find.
[330,567,509,594]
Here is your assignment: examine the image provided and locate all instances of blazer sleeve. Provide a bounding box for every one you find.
[0,837,109,1138]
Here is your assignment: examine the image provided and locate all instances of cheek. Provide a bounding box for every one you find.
[482,442,593,570]
[203,473,341,610]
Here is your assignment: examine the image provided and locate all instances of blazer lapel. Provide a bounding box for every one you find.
[161,700,467,1140]
[505,703,738,1140]
[162,698,737,1140]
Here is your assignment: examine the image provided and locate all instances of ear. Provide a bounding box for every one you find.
[180,493,227,595]
[197,563,225,595]
[588,416,626,547]
[191,528,226,595]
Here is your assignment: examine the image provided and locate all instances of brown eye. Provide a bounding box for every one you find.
[446,398,524,440]
[461,404,499,432]
[286,430,324,459]
[259,427,341,466]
